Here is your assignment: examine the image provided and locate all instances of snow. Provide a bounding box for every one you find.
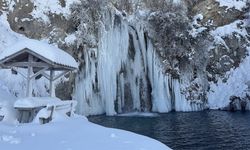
[14,97,76,109]
[0,14,20,52]
[208,47,250,109]
[0,82,169,150]
[30,0,81,23]
[0,38,78,69]
[0,86,17,123]
[0,77,170,150]
[190,14,207,38]
[208,18,250,109]
[0,85,170,150]
[215,0,248,11]
[0,117,170,150]
[211,20,248,38]
[0,13,70,69]
[65,34,77,45]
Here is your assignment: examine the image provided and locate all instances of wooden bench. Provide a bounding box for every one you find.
[14,97,77,124]
[38,101,76,124]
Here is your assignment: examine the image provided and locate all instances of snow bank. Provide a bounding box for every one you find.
[0,117,170,150]
[31,0,80,22]
[0,14,20,52]
[208,17,250,109]
[215,0,248,11]
[211,20,248,37]
[208,47,250,109]
[0,74,170,149]
[0,84,17,123]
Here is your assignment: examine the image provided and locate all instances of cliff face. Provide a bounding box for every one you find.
[0,0,249,115]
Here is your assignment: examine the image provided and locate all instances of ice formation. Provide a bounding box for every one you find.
[74,10,203,116]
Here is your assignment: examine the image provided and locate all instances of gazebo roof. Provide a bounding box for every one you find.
[0,38,78,70]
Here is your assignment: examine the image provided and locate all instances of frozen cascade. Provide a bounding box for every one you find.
[146,41,172,112]
[74,11,203,116]
[97,14,130,115]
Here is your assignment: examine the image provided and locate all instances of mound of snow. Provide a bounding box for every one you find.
[31,0,81,22]
[0,116,170,150]
[208,47,250,109]
[215,0,248,11]
[0,83,17,124]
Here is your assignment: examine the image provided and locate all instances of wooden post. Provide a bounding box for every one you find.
[49,70,55,97]
[26,54,33,97]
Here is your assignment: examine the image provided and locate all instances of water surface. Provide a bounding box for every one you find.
[88,111,250,150]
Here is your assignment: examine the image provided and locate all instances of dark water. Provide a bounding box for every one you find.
[88,111,250,150]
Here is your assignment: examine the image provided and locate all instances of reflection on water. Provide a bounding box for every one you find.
[88,111,250,150]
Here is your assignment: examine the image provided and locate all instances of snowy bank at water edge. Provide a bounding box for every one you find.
[0,84,169,149]
[0,75,170,150]
[0,116,170,150]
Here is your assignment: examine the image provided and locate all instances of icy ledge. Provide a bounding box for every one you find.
[0,116,170,150]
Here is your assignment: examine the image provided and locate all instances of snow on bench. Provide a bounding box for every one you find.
[14,97,77,123]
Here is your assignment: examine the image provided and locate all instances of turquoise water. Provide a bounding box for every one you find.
[88,111,250,150]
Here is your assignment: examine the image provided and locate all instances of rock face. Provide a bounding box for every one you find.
[0,0,249,115]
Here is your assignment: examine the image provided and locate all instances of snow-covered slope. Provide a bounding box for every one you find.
[208,46,250,109]
[0,117,170,150]
[0,83,17,123]
[0,88,169,150]
[215,0,248,11]
[208,19,250,109]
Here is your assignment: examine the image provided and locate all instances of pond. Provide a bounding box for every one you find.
[88,111,250,150]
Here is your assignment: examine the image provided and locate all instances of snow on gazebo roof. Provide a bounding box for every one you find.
[0,38,78,70]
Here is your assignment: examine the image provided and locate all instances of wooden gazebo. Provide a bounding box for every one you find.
[0,38,78,123]
[0,38,78,97]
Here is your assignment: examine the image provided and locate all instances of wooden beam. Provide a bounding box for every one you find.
[11,67,27,79]
[52,71,70,81]
[5,62,50,68]
[26,54,33,97]
[30,67,49,79]
[49,70,55,97]
[41,72,50,80]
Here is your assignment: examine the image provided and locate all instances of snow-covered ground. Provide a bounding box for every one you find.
[0,116,170,150]
[215,0,248,11]
[0,85,169,150]
[208,19,250,109]
[208,46,250,109]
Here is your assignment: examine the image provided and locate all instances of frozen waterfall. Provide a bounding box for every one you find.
[74,12,203,116]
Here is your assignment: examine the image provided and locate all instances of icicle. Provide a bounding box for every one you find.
[146,41,172,112]
[75,9,203,116]
[172,79,192,112]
